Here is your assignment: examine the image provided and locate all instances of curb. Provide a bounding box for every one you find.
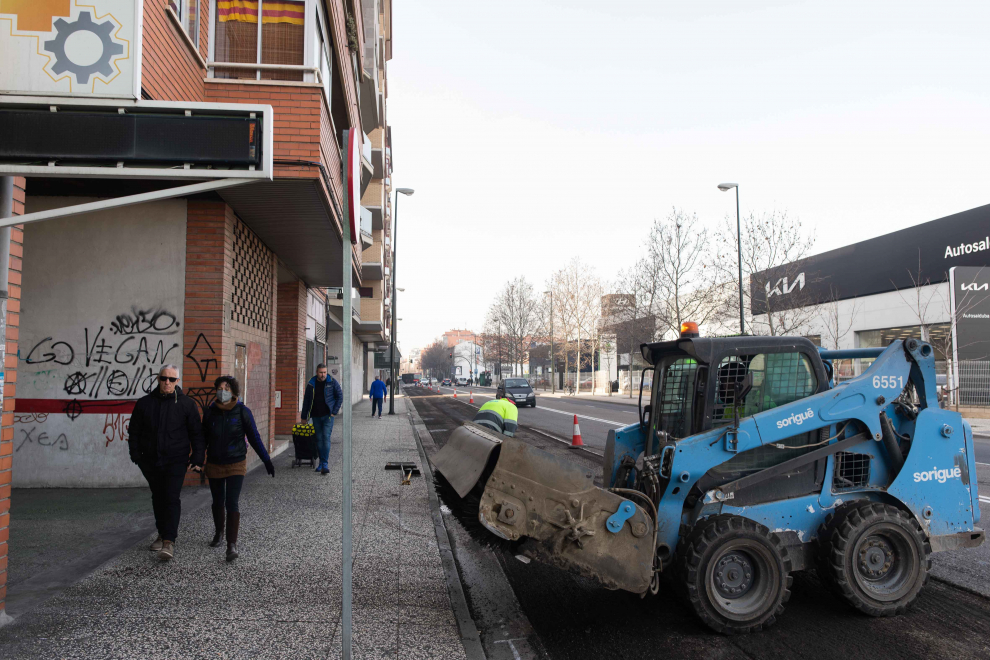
[406,398,487,660]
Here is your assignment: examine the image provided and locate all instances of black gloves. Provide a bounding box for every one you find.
[265,460,275,478]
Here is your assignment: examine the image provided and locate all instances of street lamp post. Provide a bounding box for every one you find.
[388,187,414,415]
[544,290,554,393]
[718,183,745,335]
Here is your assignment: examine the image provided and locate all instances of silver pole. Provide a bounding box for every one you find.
[736,186,745,335]
[388,191,399,414]
[341,133,354,660]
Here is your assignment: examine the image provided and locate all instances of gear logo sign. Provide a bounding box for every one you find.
[43,11,123,84]
[0,0,138,97]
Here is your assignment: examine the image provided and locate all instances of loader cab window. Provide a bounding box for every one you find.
[712,352,817,427]
[654,357,699,439]
[710,351,820,480]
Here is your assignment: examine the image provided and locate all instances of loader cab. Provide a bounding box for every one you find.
[642,334,831,502]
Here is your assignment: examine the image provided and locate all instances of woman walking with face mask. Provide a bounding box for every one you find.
[202,375,275,561]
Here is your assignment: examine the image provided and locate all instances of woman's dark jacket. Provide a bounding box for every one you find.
[128,386,205,467]
[202,401,271,466]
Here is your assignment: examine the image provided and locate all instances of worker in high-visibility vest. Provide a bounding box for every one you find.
[473,397,519,437]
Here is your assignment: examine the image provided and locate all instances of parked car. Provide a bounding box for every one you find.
[497,378,536,408]
[442,378,452,387]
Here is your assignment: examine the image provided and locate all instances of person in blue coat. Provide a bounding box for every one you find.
[301,364,343,475]
[369,376,387,419]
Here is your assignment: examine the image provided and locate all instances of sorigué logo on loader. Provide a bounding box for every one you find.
[913,466,962,483]
[776,408,815,429]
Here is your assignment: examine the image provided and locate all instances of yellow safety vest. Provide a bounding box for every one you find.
[474,398,519,436]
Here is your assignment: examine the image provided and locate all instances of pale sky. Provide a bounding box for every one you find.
[387,0,990,352]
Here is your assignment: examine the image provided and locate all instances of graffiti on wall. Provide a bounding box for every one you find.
[17,305,182,438]
[14,414,69,452]
[23,310,181,403]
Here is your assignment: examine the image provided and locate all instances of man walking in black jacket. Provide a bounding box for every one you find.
[128,364,205,560]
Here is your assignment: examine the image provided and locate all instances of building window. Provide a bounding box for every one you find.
[169,0,200,48]
[215,0,306,81]
[858,324,951,361]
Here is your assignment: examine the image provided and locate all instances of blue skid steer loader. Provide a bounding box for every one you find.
[431,329,984,634]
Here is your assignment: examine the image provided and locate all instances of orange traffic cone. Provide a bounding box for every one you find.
[571,415,583,447]
[469,391,474,404]
[453,390,458,398]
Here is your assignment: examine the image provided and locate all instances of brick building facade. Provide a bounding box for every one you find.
[0,0,396,618]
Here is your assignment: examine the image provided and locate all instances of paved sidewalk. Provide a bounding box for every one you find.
[0,395,470,660]
[967,417,990,437]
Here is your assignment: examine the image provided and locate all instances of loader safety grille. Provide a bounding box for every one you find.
[833,452,871,491]
[657,358,698,439]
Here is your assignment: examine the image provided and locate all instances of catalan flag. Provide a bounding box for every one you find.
[218,0,304,25]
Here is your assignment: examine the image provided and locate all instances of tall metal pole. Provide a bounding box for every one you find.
[341,132,354,660]
[388,191,400,415]
[550,290,555,393]
[735,186,745,335]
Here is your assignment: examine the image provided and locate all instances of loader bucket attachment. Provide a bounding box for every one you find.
[432,426,655,594]
[432,423,503,498]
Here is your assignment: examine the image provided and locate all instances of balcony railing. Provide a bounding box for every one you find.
[207,61,324,83]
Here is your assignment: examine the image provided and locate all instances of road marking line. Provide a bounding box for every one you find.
[977,462,990,467]
[440,387,626,426]
[980,496,990,505]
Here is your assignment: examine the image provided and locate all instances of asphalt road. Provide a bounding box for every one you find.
[433,384,639,452]
[407,387,990,660]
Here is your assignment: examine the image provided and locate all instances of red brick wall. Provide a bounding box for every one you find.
[204,82,325,172]
[182,201,233,485]
[275,280,307,434]
[141,0,207,101]
[0,177,25,616]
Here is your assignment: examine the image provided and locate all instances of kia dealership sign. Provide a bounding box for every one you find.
[950,266,990,361]
[0,0,141,99]
[752,204,990,315]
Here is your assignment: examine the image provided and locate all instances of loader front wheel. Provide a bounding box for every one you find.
[816,502,930,616]
[679,515,792,634]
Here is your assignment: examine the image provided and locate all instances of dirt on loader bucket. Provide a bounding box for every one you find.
[432,424,655,593]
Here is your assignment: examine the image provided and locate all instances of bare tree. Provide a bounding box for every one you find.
[487,277,540,379]
[894,257,990,406]
[419,338,448,381]
[545,259,603,394]
[817,286,861,351]
[715,209,818,336]
[644,209,723,337]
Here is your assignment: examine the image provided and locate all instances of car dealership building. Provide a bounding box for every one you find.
[751,204,990,405]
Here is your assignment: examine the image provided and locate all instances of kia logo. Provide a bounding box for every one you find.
[766,272,805,298]
[961,282,989,291]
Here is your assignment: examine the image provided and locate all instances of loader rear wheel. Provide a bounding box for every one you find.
[816,502,930,616]
[679,515,792,634]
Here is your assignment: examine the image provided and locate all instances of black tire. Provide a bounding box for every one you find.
[530,401,536,408]
[816,501,930,617]
[678,515,792,634]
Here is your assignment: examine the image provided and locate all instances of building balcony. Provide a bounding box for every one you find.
[199,69,367,288]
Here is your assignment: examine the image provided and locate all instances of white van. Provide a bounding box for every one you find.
[455,376,469,386]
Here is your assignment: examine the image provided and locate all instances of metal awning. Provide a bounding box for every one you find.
[219,178,351,287]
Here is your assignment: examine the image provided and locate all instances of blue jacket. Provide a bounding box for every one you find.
[302,375,343,418]
[202,401,271,466]
[369,379,387,399]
